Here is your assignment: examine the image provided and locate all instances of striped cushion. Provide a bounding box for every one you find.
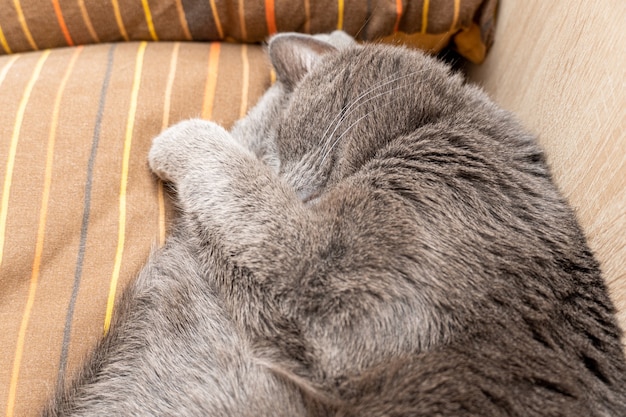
[0,2,501,415]
[0,0,497,63]
[0,41,271,416]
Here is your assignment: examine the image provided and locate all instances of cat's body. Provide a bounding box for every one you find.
[43,32,626,416]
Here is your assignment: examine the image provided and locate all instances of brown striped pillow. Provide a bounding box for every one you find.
[0,41,271,417]
[0,0,497,63]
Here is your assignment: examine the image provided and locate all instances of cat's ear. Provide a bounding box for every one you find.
[268,33,337,90]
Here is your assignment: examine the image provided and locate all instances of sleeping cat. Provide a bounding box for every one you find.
[43,31,626,416]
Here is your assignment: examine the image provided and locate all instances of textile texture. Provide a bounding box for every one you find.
[0,41,270,416]
[0,1,507,416]
[0,0,497,63]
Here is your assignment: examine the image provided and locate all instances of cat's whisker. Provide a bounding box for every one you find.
[319,84,410,166]
[318,69,424,151]
[318,71,400,149]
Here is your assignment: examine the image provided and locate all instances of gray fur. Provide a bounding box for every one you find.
[43,32,626,416]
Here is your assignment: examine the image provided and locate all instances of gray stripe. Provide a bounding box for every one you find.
[56,44,116,391]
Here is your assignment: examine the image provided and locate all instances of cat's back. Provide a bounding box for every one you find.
[284,42,626,415]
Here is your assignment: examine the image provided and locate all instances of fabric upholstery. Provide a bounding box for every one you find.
[7,1,623,417]
[0,0,497,63]
[0,41,271,416]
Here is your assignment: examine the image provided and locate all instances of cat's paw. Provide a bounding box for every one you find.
[148,119,231,183]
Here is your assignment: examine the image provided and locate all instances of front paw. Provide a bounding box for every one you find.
[148,119,229,183]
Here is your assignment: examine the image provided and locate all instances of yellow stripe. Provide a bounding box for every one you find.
[421,0,430,34]
[0,55,19,85]
[0,23,12,54]
[111,0,130,41]
[209,0,224,39]
[3,50,52,416]
[141,0,159,41]
[450,0,461,31]
[104,42,147,335]
[0,52,49,270]
[5,48,81,417]
[201,42,220,120]
[13,0,38,50]
[174,0,192,41]
[270,68,276,85]
[336,0,344,30]
[78,0,100,42]
[239,44,249,118]
[158,42,180,245]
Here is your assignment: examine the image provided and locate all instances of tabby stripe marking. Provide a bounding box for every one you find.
[104,42,147,335]
[12,0,38,50]
[51,0,75,46]
[202,42,221,120]
[4,50,52,417]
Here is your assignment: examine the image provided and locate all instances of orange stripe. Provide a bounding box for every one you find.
[304,0,311,33]
[174,0,192,41]
[239,44,250,118]
[450,0,461,31]
[0,23,12,54]
[202,42,220,120]
[238,0,248,40]
[0,52,47,270]
[13,0,38,50]
[209,0,224,39]
[141,0,159,41]
[421,0,430,34]
[265,0,277,35]
[4,49,53,417]
[104,42,147,334]
[270,68,276,85]
[0,53,19,266]
[111,0,130,41]
[158,42,180,245]
[336,0,344,30]
[393,0,403,33]
[78,0,100,42]
[51,0,74,46]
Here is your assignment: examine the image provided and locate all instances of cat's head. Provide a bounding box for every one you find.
[238,32,463,202]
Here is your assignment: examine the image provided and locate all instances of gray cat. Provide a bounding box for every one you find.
[43,31,626,416]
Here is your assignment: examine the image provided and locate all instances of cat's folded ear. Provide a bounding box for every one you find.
[268,33,338,90]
